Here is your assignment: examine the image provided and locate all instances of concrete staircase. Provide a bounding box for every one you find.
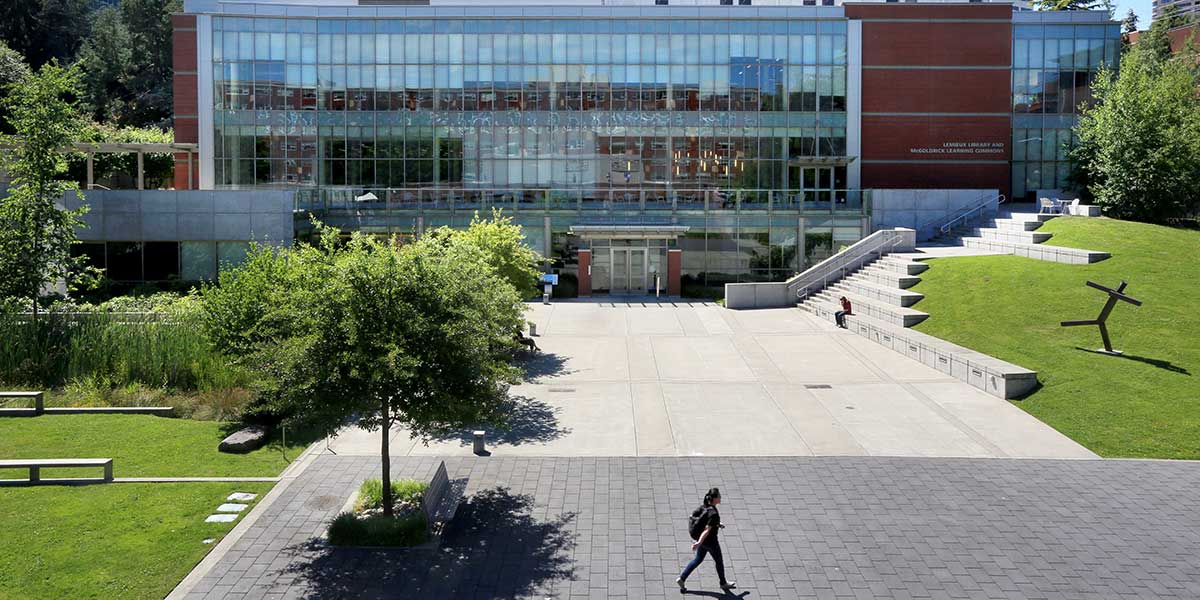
[799,255,931,328]
[932,208,1110,264]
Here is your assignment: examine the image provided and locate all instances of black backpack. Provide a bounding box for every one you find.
[688,506,709,541]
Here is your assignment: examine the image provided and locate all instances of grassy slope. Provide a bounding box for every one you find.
[0,482,271,600]
[0,414,307,478]
[912,217,1199,458]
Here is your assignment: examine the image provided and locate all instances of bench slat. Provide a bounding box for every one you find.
[0,458,112,467]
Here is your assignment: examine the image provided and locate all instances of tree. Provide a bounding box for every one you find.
[203,220,526,517]
[0,40,31,135]
[76,7,132,125]
[1071,28,1200,223]
[1121,9,1139,35]
[424,210,545,299]
[0,62,96,312]
[0,0,92,69]
[1030,0,1102,11]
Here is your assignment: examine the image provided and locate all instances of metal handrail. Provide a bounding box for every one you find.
[791,230,908,303]
[939,193,1006,236]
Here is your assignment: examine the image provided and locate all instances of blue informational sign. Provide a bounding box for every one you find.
[541,274,559,285]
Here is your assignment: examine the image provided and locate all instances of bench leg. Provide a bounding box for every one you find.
[30,466,40,483]
[103,463,113,482]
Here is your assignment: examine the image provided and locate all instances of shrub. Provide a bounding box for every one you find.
[327,511,427,547]
[354,478,428,513]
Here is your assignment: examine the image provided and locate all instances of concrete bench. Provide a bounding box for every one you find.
[420,461,467,537]
[0,391,44,416]
[0,458,114,485]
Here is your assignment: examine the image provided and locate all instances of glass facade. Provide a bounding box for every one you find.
[208,16,864,287]
[1011,23,1120,200]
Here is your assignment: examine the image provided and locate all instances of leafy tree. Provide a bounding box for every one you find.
[1071,28,1200,223]
[0,63,96,313]
[77,7,132,126]
[203,220,526,517]
[0,40,31,135]
[1030,0,1102,11]
[1121,9,1139,35]
[424,210,545,299]
[0,0,93,69]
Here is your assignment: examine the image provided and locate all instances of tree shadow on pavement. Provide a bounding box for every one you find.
[518,349,573,382]
[282,486,577,599]
[427,393,571,447]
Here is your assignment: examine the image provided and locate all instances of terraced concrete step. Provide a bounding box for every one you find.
[991,218,1045,232]
[853,265,922,289]
[808,290,929,327]
[874,256,930,275]
[1000,211,1059,223]
[798,306,1038,399]
[830,278,925,307]
[967,227,1054,244]
[960,237,1110,264]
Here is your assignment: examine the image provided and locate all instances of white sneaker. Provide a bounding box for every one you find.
[675,577,686,591]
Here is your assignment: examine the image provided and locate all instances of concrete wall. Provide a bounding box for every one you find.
[870,189,999,241]
[64,190,294,245]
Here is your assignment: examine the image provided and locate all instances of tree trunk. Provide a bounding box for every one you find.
[381,396,393,517]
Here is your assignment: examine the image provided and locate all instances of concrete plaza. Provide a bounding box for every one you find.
[175,455,1200,600]
[328,300,1092,459]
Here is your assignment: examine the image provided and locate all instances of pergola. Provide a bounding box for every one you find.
[70,142,199,190]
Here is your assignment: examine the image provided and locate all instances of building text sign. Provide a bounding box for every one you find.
[909,142,1005,156]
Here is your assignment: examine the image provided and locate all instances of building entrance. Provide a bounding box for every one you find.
[610,247,647,294]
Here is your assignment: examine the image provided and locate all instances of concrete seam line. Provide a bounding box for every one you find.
[164,440,325,600]
[902,382,1009,458]
[827,332,893,383]
[760,384,817,457]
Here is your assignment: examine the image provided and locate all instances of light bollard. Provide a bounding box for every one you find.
[473,430,487,455]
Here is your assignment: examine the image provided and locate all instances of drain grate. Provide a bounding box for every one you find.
[804,384,833,389]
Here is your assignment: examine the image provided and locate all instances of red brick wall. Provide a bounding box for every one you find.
[173,14,198,190]
[852,4,1012,197]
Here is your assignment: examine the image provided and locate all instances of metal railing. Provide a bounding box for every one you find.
[917,191,1006,240]
[791,229,910,303]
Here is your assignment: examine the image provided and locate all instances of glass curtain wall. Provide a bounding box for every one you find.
[1011,23,1120,200]
[210,16,858,284]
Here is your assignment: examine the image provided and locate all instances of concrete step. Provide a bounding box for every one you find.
[960,237,1110,264]
[808,290,929,328]
[966,227,1054,244]
[991,218,1045,232]
[874,256,930,275]
[999,211,1059,223]
[798,306,1038,399]
[830,278,925,307]
[852,265,922,289]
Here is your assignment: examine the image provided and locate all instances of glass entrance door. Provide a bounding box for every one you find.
[610,248,647,294]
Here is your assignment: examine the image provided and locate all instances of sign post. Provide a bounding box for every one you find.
[540,273,559,305]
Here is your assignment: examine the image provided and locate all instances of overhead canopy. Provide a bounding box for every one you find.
[568,224,691,239]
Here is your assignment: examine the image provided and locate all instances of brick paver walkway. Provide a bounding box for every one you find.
[180,455,1200,600]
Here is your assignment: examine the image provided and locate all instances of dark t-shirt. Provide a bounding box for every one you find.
[701,506,721,545]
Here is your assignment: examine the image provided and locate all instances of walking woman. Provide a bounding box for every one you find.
[677,487,736,593]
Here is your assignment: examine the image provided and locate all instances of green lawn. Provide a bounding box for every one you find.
[912,217,1199,458]
[0,482,271,600]
[0,414,307,478]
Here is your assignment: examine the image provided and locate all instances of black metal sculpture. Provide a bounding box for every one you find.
[1061,280,1143,355]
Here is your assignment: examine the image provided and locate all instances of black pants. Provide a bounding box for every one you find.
[835,310,848,327]
[679,540,727,585]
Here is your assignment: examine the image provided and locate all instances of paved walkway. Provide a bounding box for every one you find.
[327,301,1092,459]
[177,455,1200,600]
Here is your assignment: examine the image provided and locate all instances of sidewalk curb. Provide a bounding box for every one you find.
[164,439,326,600]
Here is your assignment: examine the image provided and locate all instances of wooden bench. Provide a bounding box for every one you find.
[420,461,466,537]
[0,458,114,485]
[0,391,44,416]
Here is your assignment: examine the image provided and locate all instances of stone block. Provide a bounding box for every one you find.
[205,514,238,523]
[227,492,258,502]
[217,503,249,513]
[104,212,140,239]
[213,192,250,214]
[219,427,268,453]
[177,191,215,213]
[140,191,178,213]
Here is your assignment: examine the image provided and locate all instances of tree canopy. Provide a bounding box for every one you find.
[203,218,536,515]
[1071,23,1200,223]
[0,63,97,308]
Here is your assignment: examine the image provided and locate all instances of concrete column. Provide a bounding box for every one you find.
[578,249,592,296]
[137,151,145,190]
[187,152,194,190]
[416,215,424,238]
[543,215,552,261]
[667,248,682,296]
[86,152,94,190]
[799,216,807,269]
